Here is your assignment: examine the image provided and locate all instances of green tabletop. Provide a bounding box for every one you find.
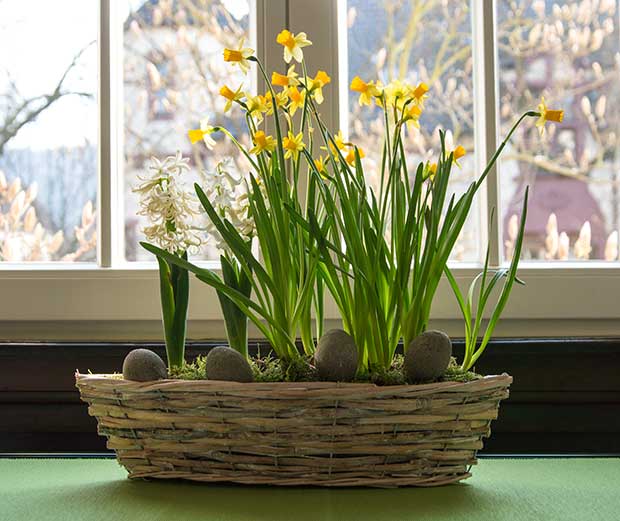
[1,458,618,521]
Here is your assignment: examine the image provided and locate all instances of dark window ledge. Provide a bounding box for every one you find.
[1,338,619,454]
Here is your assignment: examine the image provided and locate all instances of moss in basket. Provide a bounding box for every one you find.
[251,354,318,382]
[442,358,483,382]
[172,352,318,383]
[169,356,207,380]
[366,355,407,386]
[171,351,478,385]
[250,354,285,382]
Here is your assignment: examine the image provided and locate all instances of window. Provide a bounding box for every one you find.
[122,0,254,261]
[497,0,620,261]
[0,0,97,263]
[344,0,479,261]
[0,0,618,337]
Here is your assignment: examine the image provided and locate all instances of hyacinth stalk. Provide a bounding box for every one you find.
[135,154,199,369]
[198,160,254,358]
[156,253,189,369]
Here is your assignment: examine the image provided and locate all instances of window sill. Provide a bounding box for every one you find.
[0,262,618,325]
[1,338,619,454]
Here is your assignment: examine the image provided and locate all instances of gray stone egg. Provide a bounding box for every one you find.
[205,346,254,383]
[122,348,168,381]
[314,329,358,382]
[404,330,452,382]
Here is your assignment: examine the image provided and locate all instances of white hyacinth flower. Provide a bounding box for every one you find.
[133,152,202,254]
[199,159,255,256]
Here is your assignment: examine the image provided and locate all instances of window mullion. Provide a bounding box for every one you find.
[472,0,501,266]
[256,0,287,90]
[98,0,113,268]
[287,0,339,207]
[100,0,128,268]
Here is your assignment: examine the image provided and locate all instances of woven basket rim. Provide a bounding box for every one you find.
[75,372,512,393]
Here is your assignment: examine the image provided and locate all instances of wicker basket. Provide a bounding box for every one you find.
[76,373,511,487]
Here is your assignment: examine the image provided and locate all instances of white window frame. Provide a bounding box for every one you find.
[0,0,619,340]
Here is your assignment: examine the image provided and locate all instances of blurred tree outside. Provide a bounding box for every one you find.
[123,0,252,261]
[0,0,97,262]
[347,0,620,261]
[2,0,617,263]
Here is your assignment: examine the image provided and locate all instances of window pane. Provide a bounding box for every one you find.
[498,0,620,261]
[123,0,253,261]
[344,0,479,261]
[0,0,98,262]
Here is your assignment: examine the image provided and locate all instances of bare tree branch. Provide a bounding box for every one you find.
[0,41,95,154]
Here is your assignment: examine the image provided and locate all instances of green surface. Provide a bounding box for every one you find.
[1,458,619,521]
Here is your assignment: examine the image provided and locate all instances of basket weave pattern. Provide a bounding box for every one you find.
[76,373,511,487]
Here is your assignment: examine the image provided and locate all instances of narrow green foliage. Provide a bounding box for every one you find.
[446,188,529,372]
[294,93,538,372]
[156,252,189,369]
[144,45,539,375]
[218,254,252,358]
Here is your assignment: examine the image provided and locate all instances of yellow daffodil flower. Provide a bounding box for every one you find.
[246,94,268,123]
[276,29,312,63]
[452,145,466,167]
[345,146,365,166]
[383,80,410,109]
[265,90,289,115]
[283,131,305,160]
[314,156,329,178]
[286,65,300,86]
[188,117,216,149]
[424,161,437,182]
[286,87,306,116]
[412,82,429,107]
[219,84,244,112]
[350,76,381,106]
[272,66,299,89]
[305,70,331,104]
[223,38,254,73]
[250,130,276,155]
[271,71,289,87]
[536,97,564,135]
[321,129,346,155]
[404,105,422,128]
